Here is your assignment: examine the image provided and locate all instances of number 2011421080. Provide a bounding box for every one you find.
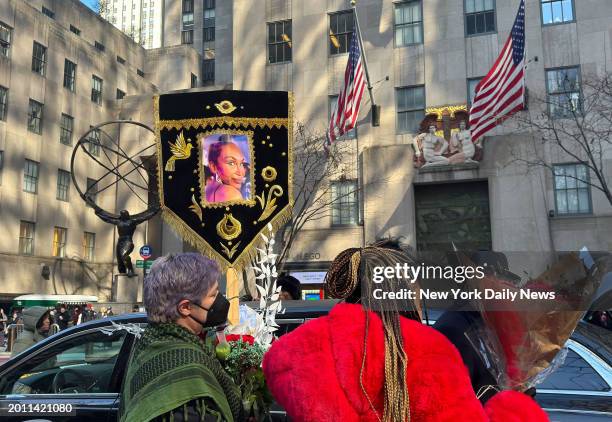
[3,402,74,415]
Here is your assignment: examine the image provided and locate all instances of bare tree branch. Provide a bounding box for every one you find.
[510,72,612,207]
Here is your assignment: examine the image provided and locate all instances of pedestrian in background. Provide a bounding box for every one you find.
[56,305,70,330]
[10,309,22,325]
[277,275,302,300]
[0,308,7,349]
[11,307,52,356]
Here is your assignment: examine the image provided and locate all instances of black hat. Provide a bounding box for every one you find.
[277,275,302,300]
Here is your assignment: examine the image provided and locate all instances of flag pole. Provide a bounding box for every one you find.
[351,0,379,126]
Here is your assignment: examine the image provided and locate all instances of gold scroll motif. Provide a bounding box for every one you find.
[261,166,278,182]
[256,185,284,222]
[189,195,203,222]
[215,100,238,114]
[216,213,242,240]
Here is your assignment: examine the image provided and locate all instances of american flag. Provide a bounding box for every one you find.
[469,0,525,144]
[327,30,366,144]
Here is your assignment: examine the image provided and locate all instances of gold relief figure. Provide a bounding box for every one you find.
[165,131,193,172]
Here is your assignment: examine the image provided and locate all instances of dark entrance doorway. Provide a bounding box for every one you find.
[414,181,492,252]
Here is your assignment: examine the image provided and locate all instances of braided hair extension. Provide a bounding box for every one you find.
[325,240,421,422]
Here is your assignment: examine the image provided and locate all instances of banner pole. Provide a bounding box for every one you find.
[226,267,240,326]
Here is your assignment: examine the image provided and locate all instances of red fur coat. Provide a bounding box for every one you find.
[263,303,549,422]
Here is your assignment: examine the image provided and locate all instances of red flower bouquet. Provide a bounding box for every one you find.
[215,332,273,421]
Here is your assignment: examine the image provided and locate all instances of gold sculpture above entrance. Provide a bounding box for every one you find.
[412,104,483,169]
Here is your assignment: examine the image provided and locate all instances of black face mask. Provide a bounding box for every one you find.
[189,294,230,329]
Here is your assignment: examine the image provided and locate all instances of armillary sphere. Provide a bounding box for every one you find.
[70,120,160,219]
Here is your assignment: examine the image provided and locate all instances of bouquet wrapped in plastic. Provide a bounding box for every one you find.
[463,250,604,392]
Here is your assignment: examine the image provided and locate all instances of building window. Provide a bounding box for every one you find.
[0,21,12,58]
[203,27,215,52]
[467,77,483,106]
[83,232,96,262]
[116,89,126,100]
[87,127,101,157]
[203,59,215,86]
[204,0,215,26]
[32,41,47,76]
[541,0,574,25]
[0,85,7,121]
[183,0,193,29]
[42,6,55,19]
[117,55,126,64]
[465,0,496,36]
[191,73,198,88]
[70,25,81,36]
[63,59,77,92]
[60,113,73,145]
[546,66,581,118]
[91,75,103,105]
[19,221,35,255]
[554,163,591,215]
[329,11,354,55]
[331,180,359,226]
[23,159,39,193]
[268,20,292,64]
[394,1,423,46]
[396,86,425,134]
[182,29,194,44]
[95,41,105,52]
[86,178,98,206]
[328,96,356,139]
[57,169,71,201]
[27,99,43,134]
[52,227,67,258]
[137,68,145,77]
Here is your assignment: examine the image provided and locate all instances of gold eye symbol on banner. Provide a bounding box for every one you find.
[216,213,242,240]
[214,100,237,114]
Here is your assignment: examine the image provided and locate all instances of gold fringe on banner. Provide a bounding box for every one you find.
[159,116,288,131]
[159,205,293,273]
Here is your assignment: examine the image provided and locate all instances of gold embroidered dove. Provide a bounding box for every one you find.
[165,131,193,172]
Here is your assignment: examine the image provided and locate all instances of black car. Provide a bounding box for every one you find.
[0,301,610,421]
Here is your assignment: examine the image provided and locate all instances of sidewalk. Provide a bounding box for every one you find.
[0,351,11,365]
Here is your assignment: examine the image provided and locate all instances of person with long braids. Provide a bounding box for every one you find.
[262,240,548,422]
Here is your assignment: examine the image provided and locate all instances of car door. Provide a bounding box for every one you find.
[536,340,612,421]
[0,328,133,422]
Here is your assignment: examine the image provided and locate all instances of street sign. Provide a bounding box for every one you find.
[139,245,152,260]
[136,260,154,269]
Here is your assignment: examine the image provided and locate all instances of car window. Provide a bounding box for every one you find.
[537,349,610,392]
[0,330,127,395]
[276,319,304,336]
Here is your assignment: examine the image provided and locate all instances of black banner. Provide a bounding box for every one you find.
[155,90,293,270]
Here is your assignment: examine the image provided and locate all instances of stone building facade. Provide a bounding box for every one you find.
[230,0,612,283]
[0,0,200,304]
